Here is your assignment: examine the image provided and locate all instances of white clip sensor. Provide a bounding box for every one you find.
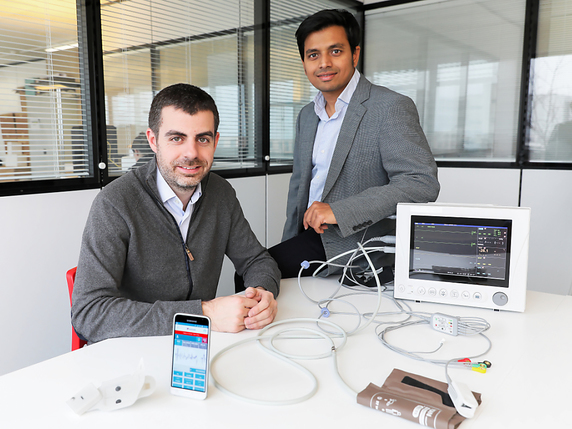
[67,359,156,415]
[447,380,479,418]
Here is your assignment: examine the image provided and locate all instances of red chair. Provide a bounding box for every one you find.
[66,267,88,351]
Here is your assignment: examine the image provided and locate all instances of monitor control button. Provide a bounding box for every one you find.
[461,291,470,299]
[493,292,509,306]
[428,288,437,297]
[439,289,448,297]
[450,290,459,298]
[473,292,483,301]
[417,287,426,295]
[398,284,405,293]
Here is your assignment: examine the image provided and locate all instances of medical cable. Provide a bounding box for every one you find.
[210,318,358,405]
[297,242,391,336]
[212,237,492,408]
[214,234,395,403]
[299,235,493,399]
[340,237,396,288]
[376,317,492,384]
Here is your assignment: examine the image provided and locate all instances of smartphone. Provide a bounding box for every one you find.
[170,313,211,400]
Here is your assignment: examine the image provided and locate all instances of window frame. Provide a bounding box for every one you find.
[11,0,570,197]
[0,0,361,196]
[0,0,103,197]
[363,0,572,172]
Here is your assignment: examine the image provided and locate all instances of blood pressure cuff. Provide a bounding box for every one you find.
[357,368,482,429]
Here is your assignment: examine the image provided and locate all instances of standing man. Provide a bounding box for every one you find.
[271,9,439,280]
[72,84,279,343]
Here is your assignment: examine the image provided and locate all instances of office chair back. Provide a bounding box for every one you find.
[66,267,87,351]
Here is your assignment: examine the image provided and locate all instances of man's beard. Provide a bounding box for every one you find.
[158,157,210,193]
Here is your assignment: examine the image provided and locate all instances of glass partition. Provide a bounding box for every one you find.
[0,0,91,183]
[100,0,257,176]
[528,0,572,163]
[364,0,526,162]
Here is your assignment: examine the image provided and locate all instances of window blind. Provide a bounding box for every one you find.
[100,0,257,176]
[0,0,90,183]
[269,0,360,166]
[364,0,526,162]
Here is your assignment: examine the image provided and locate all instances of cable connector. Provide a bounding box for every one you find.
[431,313,458,336]
[368,235,396,244]
[301,260,310,269]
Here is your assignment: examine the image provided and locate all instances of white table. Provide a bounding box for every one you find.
[1,277,571,428]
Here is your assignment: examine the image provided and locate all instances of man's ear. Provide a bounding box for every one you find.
[353,45,361,68]
[146,129,158,154]
[214,132,220,151]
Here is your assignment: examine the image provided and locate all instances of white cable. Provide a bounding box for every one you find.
[210,334,318,405]
[213,239,493,407]
[296,241,389,335]
[376,318,492,384]
[317,297,362,335]
[210,318,356,405]
[347,242,383,334]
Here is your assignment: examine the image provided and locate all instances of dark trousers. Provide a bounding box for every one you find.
[234,229,326,293]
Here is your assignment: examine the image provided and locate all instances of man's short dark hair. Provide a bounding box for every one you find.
[295,9,361,60]
[148,83,220,135]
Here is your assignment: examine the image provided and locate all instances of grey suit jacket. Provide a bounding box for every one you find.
[282,75,439,274]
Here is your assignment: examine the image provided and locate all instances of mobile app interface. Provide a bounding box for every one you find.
[172,320,209,392]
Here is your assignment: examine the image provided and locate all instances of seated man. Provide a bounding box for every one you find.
[72,83,280,343]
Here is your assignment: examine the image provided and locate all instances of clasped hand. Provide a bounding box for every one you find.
[303,201,337,234]
[202,287,277,333]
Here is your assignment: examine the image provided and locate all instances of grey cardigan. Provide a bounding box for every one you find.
[72,159,280,342]
[283,76,440,272]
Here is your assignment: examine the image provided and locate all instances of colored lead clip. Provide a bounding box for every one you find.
[457,358,472,369]
[471,363,487,373]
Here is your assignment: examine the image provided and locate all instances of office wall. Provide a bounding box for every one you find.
[1,167,570,375]
[520,169,572,296]
[0,189,99,376]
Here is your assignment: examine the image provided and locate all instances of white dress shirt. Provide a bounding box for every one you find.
[307,69,360,208]
[156,170,202,239]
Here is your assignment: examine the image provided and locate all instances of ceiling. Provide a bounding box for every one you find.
[0,0,122,67]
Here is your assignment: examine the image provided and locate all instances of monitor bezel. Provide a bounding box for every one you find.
[394,203,530,312]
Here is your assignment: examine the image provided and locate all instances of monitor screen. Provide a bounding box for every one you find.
[409,216,511,287]
[394,203,530,312]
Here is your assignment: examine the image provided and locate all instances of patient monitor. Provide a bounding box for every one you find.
[394,203,530,312]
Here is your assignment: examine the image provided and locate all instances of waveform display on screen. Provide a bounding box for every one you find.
[174,347,207,367]
[409,216,512,287]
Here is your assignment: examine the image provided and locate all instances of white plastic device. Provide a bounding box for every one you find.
[447,380,479,418]
[394,203,530,312]
[67,360,155,415]
[432,313,458,336]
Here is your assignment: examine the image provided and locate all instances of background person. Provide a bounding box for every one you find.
[130,131,155,169]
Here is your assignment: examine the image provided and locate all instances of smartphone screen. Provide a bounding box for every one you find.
[171,313,211,400]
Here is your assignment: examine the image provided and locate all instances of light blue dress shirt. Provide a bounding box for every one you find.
[307,69,360,208]
[156,170,202,239]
